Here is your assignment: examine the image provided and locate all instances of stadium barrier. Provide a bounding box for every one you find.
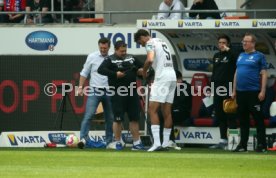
[1,19,276,147]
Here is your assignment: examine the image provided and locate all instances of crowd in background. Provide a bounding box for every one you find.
[0,0,223,24]
[157,0,221,20]
[0,0,94,24]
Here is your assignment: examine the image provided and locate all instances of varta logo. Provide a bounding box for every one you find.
[8,134,18,145]
[178,44,218,52]
[148,21,166,27]
[252,20,258,27]
[177,42,188,52]
[174,129,181,140]
[8,135,46,145]
[221,21,239,26]
[178,20,183,27]
[182,131,213,139]
[258,21,276,27]
[142,21,147,27]
[215,20,220,27]
[252,20,276,27]
[216,21,239,27]
[187,45,218,51]
[184,21,202,27]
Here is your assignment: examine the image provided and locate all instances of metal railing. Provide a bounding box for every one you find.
[0,9,276,25]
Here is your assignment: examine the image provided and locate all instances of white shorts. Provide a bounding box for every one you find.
[149,80,176,103]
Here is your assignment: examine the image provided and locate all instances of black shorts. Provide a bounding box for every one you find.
[111,92,140,122]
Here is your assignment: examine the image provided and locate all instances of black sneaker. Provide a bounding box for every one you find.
[233,145,247,152]
[77,141,85,149]
[255,145,267,153]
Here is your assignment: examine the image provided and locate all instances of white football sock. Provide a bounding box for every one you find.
[151,125,161,146]
[162,128,172,147]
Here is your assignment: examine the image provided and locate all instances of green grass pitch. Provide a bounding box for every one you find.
[0,147,275,178]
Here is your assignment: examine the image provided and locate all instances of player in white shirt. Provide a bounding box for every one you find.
[157,0,186,20]
[135,29,177,151]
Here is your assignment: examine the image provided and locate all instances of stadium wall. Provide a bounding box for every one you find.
[1,22,276,132]
[0,26,172,132]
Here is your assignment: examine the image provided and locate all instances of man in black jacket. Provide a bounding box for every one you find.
[189,0,221,19]
[209,34,238,149]
[172,70,192,126]
[98,40,145,151]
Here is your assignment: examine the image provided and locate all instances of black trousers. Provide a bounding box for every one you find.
[236,91,267,148]
[214,82,237,140]
[111,91,140,122]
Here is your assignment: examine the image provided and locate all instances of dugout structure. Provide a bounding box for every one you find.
[136,19,276,145]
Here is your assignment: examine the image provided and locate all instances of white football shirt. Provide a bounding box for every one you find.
[146,38,176,82]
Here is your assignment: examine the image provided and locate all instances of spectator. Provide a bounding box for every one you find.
[232,33,268,152]
[77,37,113,149]
[157,0,186,20]
[0,0,26,23]
[0,0,4,22]
[81,0,95,17]
[189,0,221,19]
[98,40,145,151]
[172,70,192,126]
[134,29,177,152]
[54,0,80,22]
[25,0,53,24]
[209,34,238,150]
